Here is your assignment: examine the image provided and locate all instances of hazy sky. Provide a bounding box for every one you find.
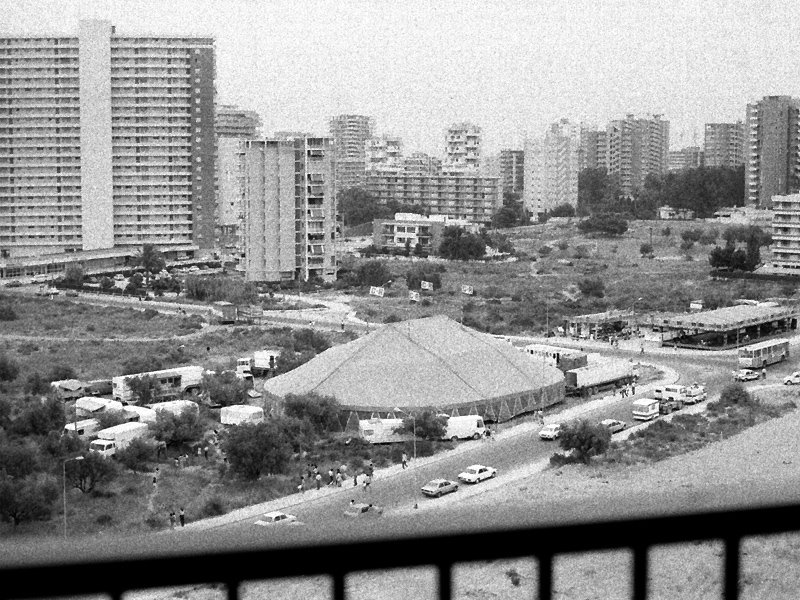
[5,0,800,155]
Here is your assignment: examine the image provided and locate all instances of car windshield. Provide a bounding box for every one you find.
[466,468,478,474]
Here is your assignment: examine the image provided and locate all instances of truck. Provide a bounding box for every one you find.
[632,398,660,421]
[88,422,150,458]
[523,344,589,372]
[564,360,636,397]
[440,415,486,441]
[112,365,204,404]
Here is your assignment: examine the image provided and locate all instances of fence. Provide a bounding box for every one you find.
[3,502,799,600]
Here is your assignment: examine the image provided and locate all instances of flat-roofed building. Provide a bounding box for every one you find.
[365,135,403,174]
[0,19,217,259]
[241,137,337,283]
[365,173,500,226]
[667,146,703,171]
[444,122,481,173]
[771,193,800,271]
[371,212,479,254]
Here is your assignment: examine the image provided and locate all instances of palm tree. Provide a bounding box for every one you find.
[134,244,166,288]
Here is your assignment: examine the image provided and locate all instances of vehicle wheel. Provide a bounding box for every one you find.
[436,491,442,498]
[472,433,481,440]
[450,436,458,442]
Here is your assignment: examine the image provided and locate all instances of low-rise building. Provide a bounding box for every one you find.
[371,213,479,254]
[771,193,800,271]
[659,206,695,220]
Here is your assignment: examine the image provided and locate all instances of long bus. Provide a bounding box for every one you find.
[738,339,790,368]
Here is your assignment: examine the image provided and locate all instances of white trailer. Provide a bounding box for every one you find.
[63,418,101,439]
[358,418,413,444]
[632,398,660,421]
[122,405,158,425]
[441,415,486,441]
[147,399,199,418]
[112,365,204,404]
[220,404,264,426]
[89,422,149,458]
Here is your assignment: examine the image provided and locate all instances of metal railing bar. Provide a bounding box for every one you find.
[724,536,740,600]
[3,503,800,600]
[438,562,451,600]
[333,572,345,600]
[632,545,648,600]
[537,553,553,600]
[226,580,239,600]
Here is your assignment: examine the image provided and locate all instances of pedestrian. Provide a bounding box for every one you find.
[169,510,176,530]
[336,471,342,487]
[762,368,767,380]
[204,446,209,460]
[315,472,322,490]
[401,452,408,469]
[350,499,355,508]
[632,383,636,395]
[640,345,645,355]
[298,475,305,494]
[341,320,345,332]
[174,457,180,469]
[328,468,334,486]
[179,507,185,527]
[353,472,358,487]
[152,474,157,488]
[367,461,374,478]
[362,474,370,493]
[196,446,202,459]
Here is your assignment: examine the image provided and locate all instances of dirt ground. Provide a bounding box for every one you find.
[131,394,800,600]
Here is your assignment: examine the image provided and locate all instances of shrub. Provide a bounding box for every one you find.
[662,227,671,236]
[577,277,605,298]
[549,204,576,218]
[556,239,569,251]
[680,239,694,251]
[0,354,20,382]
[96,514,113,525]
[577,214,628,236]
[573,245,590,259]
[283,393,341,434]
[405,267,442,290]
[0,304,16,321]
[199,496,227,518]
[383,314,402,323]
[538,246,553,257]
[558,419,611,463]
[640,242,654,257]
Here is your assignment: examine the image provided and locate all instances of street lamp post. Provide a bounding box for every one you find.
[631,297,643,334]
[63,456,84,539]
[394,407,417,509]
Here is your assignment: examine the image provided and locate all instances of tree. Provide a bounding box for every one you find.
[0,473,59,527]
[339,188,386,227]
[577,277,605,298]
[128,374,162,405]
[63,264,85,287]
[65,452,119,493]
[0,354,20,382]
[100,276,114,291]
[151,408,203,447]
[491,192,529,229]
[549,203,576,218]
[47,364,77,382]
[202,371,249,407]
[93,409,128,431]
[0,303,16,322]
[221,421,292,480]
[0,441,39,479]
[283,393,341,434]
[438,226,486,260]
[24,372,50,396]
[10,396,65,437]
[405,267,442,290]
[116,437,156,474]
[639,243,654,257]
[355,261,391,287]
[577,214,628,236]
[134,244,166,287]
[558,419,611,464]
[397,410,447,441]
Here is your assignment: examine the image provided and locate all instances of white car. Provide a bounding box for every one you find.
[254,511,301,526]
[420,479,459,498]
[600,419,627,434]
[457,464,497,484]
[538,423,562,440]
[733,369,760,382]
[784,372,800,385]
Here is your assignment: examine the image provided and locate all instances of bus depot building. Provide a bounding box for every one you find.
[654,304,799,349]
[564,309,634,340]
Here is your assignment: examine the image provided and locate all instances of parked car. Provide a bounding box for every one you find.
[600,419,627,434]
[784,372,800,385]
[254,511,300,526]
[65,290,79,297]
[538,423,562,440]
[733,369,760,382]
[343,503,384,518]
[684,383,707,403]
[421,479,459,498]
[457,464,497,484]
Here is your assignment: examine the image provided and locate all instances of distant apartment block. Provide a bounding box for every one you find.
[403,152,441,176]
[704,121,745,168]
[0,19,216,261]
[770,193,800,271]
[241,137,337,283]
[365,173,500,225]
[578,125,607,172]
[499,150,524,195]
[606,114,669,195]
[444,122,481,173]
[745,96,800,207]
[329,114,374,191]
[365,135,403,173]
[371,213,479,254]
[667,146,703,171]
[215,104,262,139]
[523,119,581,218]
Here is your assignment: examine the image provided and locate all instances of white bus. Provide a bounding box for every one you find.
[738,339,790,368]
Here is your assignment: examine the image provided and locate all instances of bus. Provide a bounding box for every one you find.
[738,339,790,368]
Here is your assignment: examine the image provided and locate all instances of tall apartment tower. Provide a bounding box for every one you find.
[499,150,524,195]
[606,114,669,195]
[578,126,607,172]
[365,135,403,174]
[0,20,216,259]
[523,119,581,218]
[328,114,374,191]
[403,152,442,176]
[242,137,337,283]
[745,96,800,207]
[444,122,481,173]
[704,121,745,168]
[216,105,262,138]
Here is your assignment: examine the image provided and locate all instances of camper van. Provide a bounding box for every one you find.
[441,415,486,441]
[632,398,660,421]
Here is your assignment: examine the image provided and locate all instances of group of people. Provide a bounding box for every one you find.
[617,383,636,397]
[297,461,376,494]
[168,507,186,529]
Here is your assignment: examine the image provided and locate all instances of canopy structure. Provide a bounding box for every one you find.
[264,315,564,430]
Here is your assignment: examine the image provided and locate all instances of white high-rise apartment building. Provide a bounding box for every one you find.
[444,122,481,173]
[328,114,374,191]
[771,193,800,271]
[365,135,403,174]
[606,114,669,195]
[523,119,581,218]
[704,121,745,168]
[0,20,216,260]
[242,137,337,283]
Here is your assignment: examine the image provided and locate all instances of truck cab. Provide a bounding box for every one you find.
[89,439,117,458]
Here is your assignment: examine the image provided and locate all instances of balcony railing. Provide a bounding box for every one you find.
[3,503,800,600]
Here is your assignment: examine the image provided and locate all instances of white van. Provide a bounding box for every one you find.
[662,385,687,402]
[632,398,660,421]
[441,415,486,441]
[63,418,100,439]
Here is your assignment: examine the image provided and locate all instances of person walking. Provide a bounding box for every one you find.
[362,474,370,494]
[298,475,305,494]
[179,507,185,527]
[335,471,342,487]
[204,446,209,460]
[315,472,322,490]
[762,368,767,380]
[353,472,358,487]
[367,461,374,478]
[328,468,334,486]
[632,383,636,395]
[169,510,176,530]
[401,452,408,469]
